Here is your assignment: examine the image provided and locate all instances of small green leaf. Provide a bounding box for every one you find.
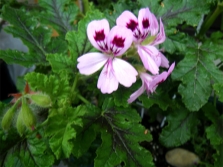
[25,72,70,101]
[46,53,76,73]
[95,106,154,167]
[159,108,199,147]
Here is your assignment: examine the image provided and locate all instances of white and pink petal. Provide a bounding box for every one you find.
[97,59,119,94]
[87,19,110,52]
[77,52,108,75]
[112,58,138,87]
[107,26,133,56]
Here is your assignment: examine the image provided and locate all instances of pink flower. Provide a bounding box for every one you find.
[77,19,138,94]
[127,62,175,103]
[116,8,169,74]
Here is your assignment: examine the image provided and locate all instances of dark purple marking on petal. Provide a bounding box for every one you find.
[142,18,149,29]
[94,30,105,41]
[126,19,138,31]
[112,36,125,48]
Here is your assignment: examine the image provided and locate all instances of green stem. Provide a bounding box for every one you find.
[82,0,89,14]
[198,1,223,38]
[214,92,217,108]
[71,73,79,93]
[77,94,90,104]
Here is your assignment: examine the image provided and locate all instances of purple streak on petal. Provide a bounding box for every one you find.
[142,18,149,29]
[112,36,125,48]
[97,58,118,94]
[126,19,138,31]
[94,30,106,41]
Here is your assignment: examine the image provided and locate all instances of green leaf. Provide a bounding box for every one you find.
[38,0,79,36]
[159,108,199,147]
[206,123,223,146]
[72,104,101,158]
[46,53,76,73]
[2,132,54,167]
[213,83,223,103]
[202,103,220,124]
[139,92,172,111]
[95,106,154,167]
[45,105,85,159]
[25,72,70,101]
[0,50,46,67]
[112,87,132,108]
[213,143,223,167]
[172,38,223,111]
[140,0,210,27]
[65,10,104,63]
[2,6,51,59]
[161,29,188,54]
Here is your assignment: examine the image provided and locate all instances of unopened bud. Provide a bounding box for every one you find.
[1,101,19,130]
[16,110,25,136]
[29,93,52,108]
[21,97,36,128]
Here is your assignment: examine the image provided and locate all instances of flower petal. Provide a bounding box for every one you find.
[138,8,152,39]
[116,10,138,31]
[113,58,138,87]
[160,52,169,68]
[107,26,133,56]
[128,84,145,103]
[77,52,108,75]
[97,59,119,94]
[138,46,159,74]
[149,71,168,92]
[167,62,175,76]
[152,18,166,45]
[150,13,159,36]
[87,19,110,51]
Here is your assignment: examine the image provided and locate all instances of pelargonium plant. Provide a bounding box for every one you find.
[0,0,223,167]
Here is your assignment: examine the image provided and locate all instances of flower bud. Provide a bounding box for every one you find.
[29,93,52,108]
[21,97,36,129]
[1,102,19,130]
[16,110,25,136]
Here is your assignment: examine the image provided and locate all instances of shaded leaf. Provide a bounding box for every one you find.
[2,6,51,59]
[159,108,199,147]
[0,50,46,67]
[213,83,223,103]
[38,0,79,36]
[95,103,154,167]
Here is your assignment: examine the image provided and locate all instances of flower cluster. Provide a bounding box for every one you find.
[77,7,175,103]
